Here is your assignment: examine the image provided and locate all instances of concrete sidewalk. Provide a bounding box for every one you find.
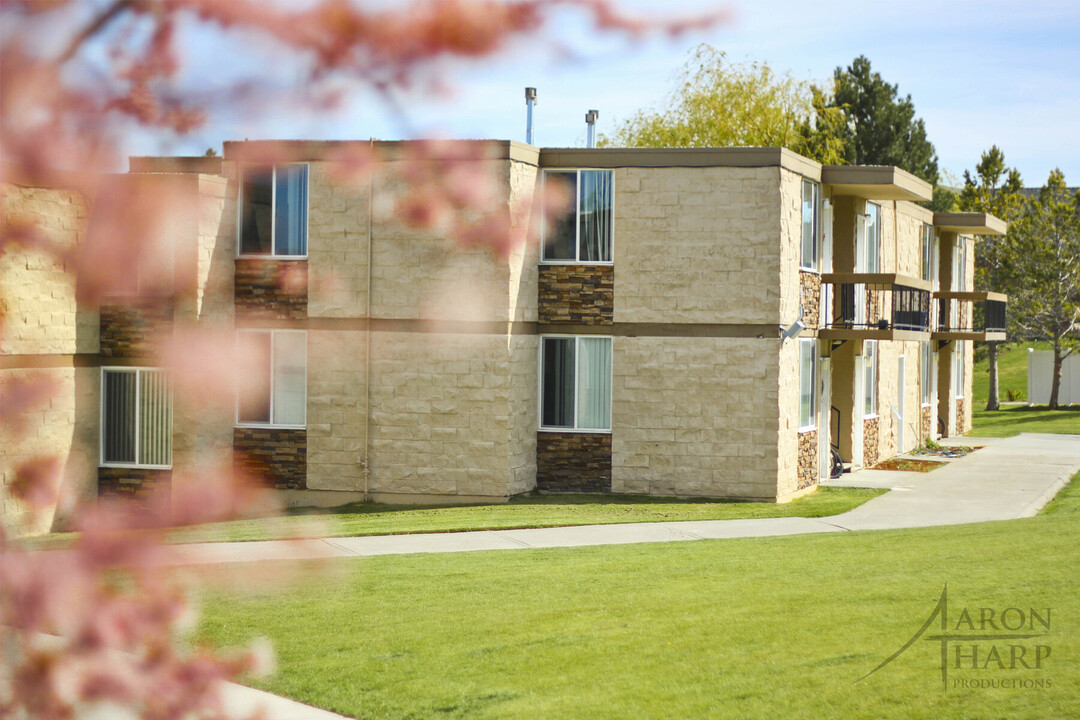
[175,432,1080,720]
[171,432,1080,566]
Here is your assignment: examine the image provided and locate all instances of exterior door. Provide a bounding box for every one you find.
[818,354,832,480]
[897,355,906,453]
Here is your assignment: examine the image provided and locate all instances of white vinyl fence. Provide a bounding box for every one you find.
[1027,349,1080,405]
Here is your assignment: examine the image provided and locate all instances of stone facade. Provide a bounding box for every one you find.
[956,397,965,437]
[234,258,308,319]
[799,271,821,328]
[922,404,932,445]
[98,467,172,503]
[99,298,174,358]
[536,432,612,493]
[797,430,817,490]
[233,427,307,489]
[863,417,880,467]
[538,265,613,325]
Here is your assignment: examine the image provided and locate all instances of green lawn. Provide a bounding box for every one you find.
[162,488,883,544]
[970,341,1079,437]
[972,341,1048,406]
[194,474,1080,720]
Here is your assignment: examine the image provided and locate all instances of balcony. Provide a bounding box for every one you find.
[819,273,933,341]
[933,291,1008,342]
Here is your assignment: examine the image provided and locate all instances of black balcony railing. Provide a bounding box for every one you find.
[823,275,932,334]
[933,292,1008,336]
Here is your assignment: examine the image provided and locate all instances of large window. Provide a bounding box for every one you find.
[800,180,821,270]
[542,170,613,263]
[236,330,307,427]
[920,342,933,406]
[863,340,878,417]
[101,368,172,468]
[952,342,965,399]
[953,238,967,291]
[921,224,937,283]
[799,338,818,429]
[856,203,880,273]
[239,164,309,257]
[540,336,612,431]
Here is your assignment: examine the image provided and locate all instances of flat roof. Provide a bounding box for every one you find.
[221,139,539,166]
[933,212,1007,236]
[538,147,821,179]
[820,165,933,202]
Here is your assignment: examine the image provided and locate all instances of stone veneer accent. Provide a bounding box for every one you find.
[100,298,174,358]
[536,432,612,492]
[797,429,817,490]
[798,271,820,328]
[538,265,613,325]
[233,427,307,489]
[956,398,965,437]
[868,289,884,329]
[98,467,172,502]
[922,405,932,443]
[234,258,307,319]
[863,417,880,467]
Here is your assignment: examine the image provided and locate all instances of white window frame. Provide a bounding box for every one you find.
[863,339,879,419]
[235,329,308,429]
[538,334,613,433]
[800,179,821,271]
[920,342,933,407]
[540,169,615,265]
[920,224,935,283]
[798,337,818,430]
[237,163,310,259]
[100,366,173,469]
[953,342,966,400]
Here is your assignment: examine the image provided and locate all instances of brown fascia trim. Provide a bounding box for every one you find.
[221,139,539,166]
[933,212,1007,236]
[0,354,147,369]
[538,147,822,180]
[821,165,932,202]
[128,156,224,175]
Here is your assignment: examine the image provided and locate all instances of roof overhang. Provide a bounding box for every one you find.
[821,165,932,202]
[933,212,1007,236]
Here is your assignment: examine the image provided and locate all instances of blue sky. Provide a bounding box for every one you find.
[149,0,1080,187]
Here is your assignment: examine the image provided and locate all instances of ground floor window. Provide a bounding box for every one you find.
[799,338,818,429]
[952,341,965,399]
[540,336,612,431]
[101,368,172,467]
[863,339,878,417]
[236,330,307,427]
[920,341,932,406]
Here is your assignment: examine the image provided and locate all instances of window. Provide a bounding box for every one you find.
[542,170,613,263]
[863,340,878,417]
[540,336,612,431]
[101,368,172,468]
[800,180,820,270]
[799,338,818,429]
[952,342,965,399]
[920,342,932,406]
[921,224,936,282]
[239,164,308,257]
[236,330,307,427]
[953,237,967,291]
[856,203,880,273]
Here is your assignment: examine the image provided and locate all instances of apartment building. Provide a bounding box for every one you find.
[0,141,1006,533]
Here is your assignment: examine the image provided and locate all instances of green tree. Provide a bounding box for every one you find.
[1009,170,1080,409]
[602,45,849,163]
[831,56,951,210]
[957,146,1025,410]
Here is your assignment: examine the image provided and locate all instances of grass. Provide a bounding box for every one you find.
[969,341,1079,437]
[971,341,1049,406]
[162,488,884,544]
[193,473,1080,720]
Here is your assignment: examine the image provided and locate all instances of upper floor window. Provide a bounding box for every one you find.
[236,330,307,427]
[952,238,967,291]
[101,368,172,468]
[542,169,613,263]
[540,335,612,431]
[239,164,308,257]
[920,224,937,284]
[856,203,880,273]
[798,338,818,429]
[800,180,821,270]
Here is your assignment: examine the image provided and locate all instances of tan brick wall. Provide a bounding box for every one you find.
[0,184,96,355]
[611,336,782,501]
[0,367,98,535]
[306,164,372,318]
[507,333,538,495]
[306,329,366,492]
[614,166,783,325]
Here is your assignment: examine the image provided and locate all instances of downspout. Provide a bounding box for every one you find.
[363,138,374,501]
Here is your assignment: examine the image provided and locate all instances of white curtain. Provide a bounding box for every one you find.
[275,164,308,256]
[577,337,611,430]
[273,331,307,425]
[578,170,612,262]
[138,369,172,466]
